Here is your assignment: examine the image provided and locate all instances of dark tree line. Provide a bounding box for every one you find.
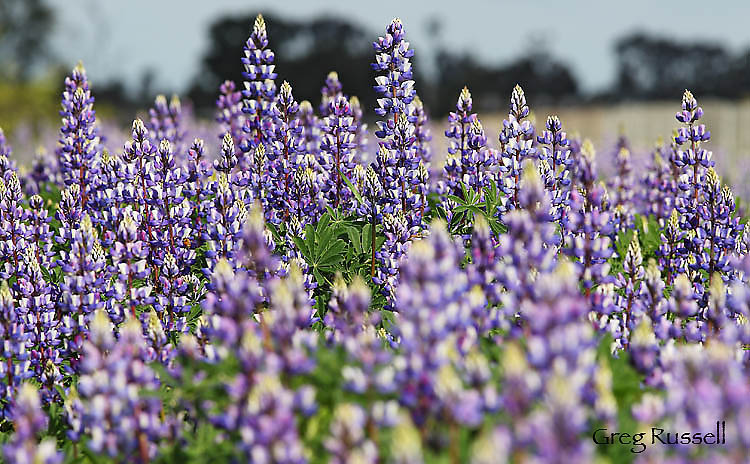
[187,13,580,117]
[187,14,378,115]
[3,4,750,118]
[607,32,750,100]
[188,13,750,116]
[0,0,53,80]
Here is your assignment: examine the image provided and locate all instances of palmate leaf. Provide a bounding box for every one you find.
[292,211,349,288]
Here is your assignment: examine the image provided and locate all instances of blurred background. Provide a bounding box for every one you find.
[2,0,749,181]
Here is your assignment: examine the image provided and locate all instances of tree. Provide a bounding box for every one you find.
[0,0,54,80]
[188,13,378,113]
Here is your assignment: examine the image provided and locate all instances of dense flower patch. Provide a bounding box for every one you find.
[1,14,749,464]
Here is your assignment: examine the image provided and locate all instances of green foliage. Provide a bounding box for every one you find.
[291,207,387,315]
[442,180,506,236]
[292,209,348,289]
[610,214,662,277]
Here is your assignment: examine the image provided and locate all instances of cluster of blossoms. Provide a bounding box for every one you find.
[2,13,750,464]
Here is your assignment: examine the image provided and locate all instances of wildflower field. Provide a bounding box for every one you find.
[2,14,750,464]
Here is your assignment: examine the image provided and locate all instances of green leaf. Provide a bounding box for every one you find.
[339,169,364,206]
[346,227,362,255]
[362,223,373,253]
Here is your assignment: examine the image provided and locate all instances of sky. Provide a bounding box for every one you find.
[47,0,750,95]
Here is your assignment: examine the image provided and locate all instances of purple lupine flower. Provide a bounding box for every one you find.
[150,139,194,272]
[55,184,83,244]
[564,141,614,307]
[241,14,278,154]
[372,18,415,120]
[442,86,476,196]
[329,277,393,396]
[0,172,29,284]
[247,143,268,209]
[613,234,645,350]
[283,164,319,237]
[495,162,559,332]
[505,257,601,461]
[325,274,375,342]
[607,147,636,234]
[238,202,278,283]
[663,273,702,344]
[68,311,168,461]
[372,18,426,229]
[466,215,502,309]
[268,81,304,223]
[148,94,185,154]
[216,80,247,153]
[412,95,431,166]
[393,222,494,428]
[57,62,100,212]
[381,112,423,231]
[108,207,152,321]
[298,100,321,159]
[121,119,158,268]
[0,127,11,161]
[320,71,343,117]
[349,96,369,164]
[3,383,62,464]
[498,84,535,211]
[17,245,62,405]
[536,115,572,233]
[202,221,313,462]
[185,138,212,249]
[672,90,714,297]
[674,90,713,204]
[695,169,742,284]
[202,171,246,275]
[319,95,357,211]
[637,141,675,224]
[464,118,495,193]
[658,209,685,287]
[632,342,750,462]
[57,214,107,374]
[324,403,378,464]
[373,211,410,307]
[0,282,30,420]
[23,146,60,196]
[154,251,191,336]
[90,149,122,230]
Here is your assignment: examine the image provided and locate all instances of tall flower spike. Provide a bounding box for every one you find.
[672,90,714,303]
[607,147,635,234]
[57,62,100,212]
[319,95,358,212]
[412,95,431,166]
[268,80,304,224]
[394,221,491,427]
[442,86,477,196]
[564,140,614,316]
[148,94,185,151]
[498,84,535,211]
[371,19,423,227]
[3,384,62,464]
[298,100,321,159]
[320,71,343,116]
[214,132,238,175]
[0,281,30,420]
[349,96,369,164]
[241,13,278,154]
[216,80,246,153]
